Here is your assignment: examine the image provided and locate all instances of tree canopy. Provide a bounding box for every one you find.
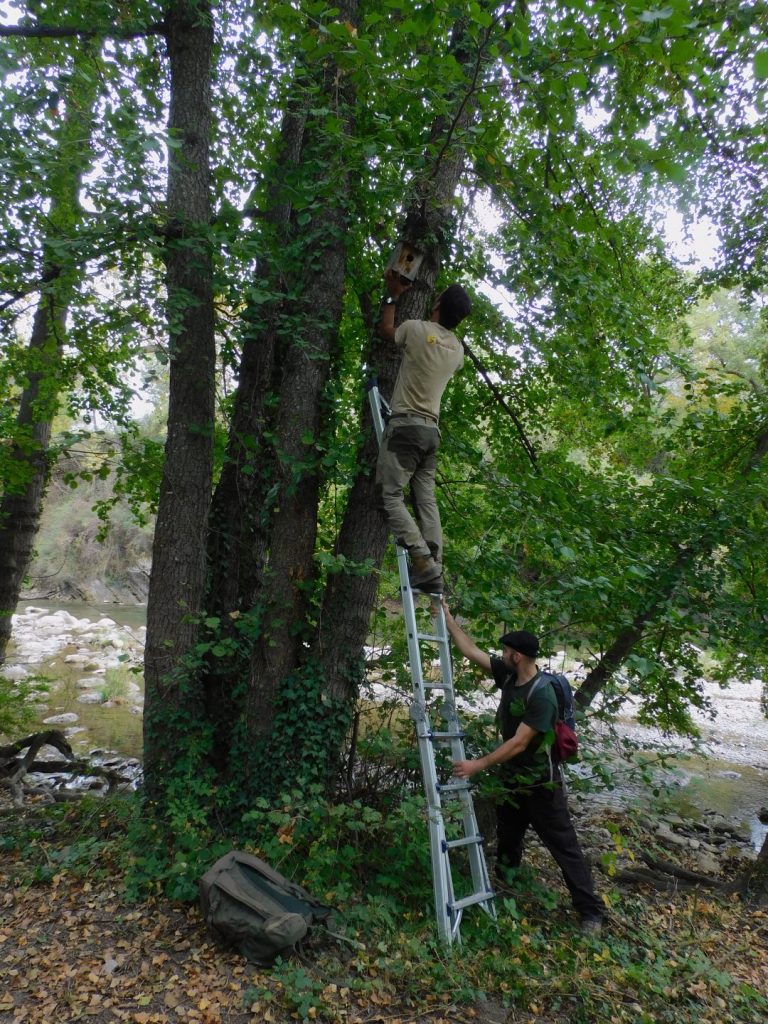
[1,0,767,855]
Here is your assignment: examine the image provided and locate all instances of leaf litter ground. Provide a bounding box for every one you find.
[0,799,766,1024]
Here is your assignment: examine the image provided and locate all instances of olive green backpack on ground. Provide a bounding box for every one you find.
[199,851,333,965]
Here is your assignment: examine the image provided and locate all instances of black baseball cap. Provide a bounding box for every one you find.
[499,629,539,658]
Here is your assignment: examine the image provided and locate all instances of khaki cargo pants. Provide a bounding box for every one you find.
[374,412,442,563]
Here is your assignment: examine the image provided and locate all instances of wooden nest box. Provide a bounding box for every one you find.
[386,242,424,281]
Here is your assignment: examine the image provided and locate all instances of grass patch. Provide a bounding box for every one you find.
[98,664,135,703]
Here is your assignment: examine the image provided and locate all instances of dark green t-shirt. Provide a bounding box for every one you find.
[490,655,557,780]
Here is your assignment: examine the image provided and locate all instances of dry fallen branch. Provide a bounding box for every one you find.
[0,730,131,805]
[612,865,727,892]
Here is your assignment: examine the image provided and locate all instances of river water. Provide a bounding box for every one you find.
[8,601,768,849]
[8,600,147,760]
[23,599,149,630]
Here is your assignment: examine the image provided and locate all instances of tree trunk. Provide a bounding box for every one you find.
[201,100,308,772]
[200,3,361,780]
[244,120,356,739]
[204,96,309,617]
[0,47,99,664]
[142,0,216,801]
[736,831,768,904]
[316,17,484,709]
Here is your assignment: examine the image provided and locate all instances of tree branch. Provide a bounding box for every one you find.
[462,339,539,469]
[427,4,519,187]
[0,730,73,762]
[0,22,166,40]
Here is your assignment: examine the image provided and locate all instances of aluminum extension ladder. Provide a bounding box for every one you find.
[367,380,496,945]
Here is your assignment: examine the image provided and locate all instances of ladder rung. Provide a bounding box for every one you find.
[450,890,496,913]
[416,631,443,643]
[423,681,448,690]
[443,834,484,851]
[436,780,472,794]
[429,731,464,741]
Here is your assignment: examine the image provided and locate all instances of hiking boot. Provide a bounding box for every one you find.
[427,542,443,567]
[408,554,443,592]
[412,573,444,594]
[580,916,603,936]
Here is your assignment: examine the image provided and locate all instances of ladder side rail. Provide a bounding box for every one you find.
[366,380,390,445]
[367,379,494,943]
[400,544,495,932]
[370,380,455,935]
[411,700,456,940]
[431,606,496,908]
[416,606,494,925]
[399,560,458,943]
[432,730,496,914]
[429,802,457,945]
[431,603,456,701]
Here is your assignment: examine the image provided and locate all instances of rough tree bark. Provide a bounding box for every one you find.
[316,17,488,708]
[201,97,309,771]
[142,0,216,799]
[201,2,361,771]
[736,831,768,904]
[0,47,99,664]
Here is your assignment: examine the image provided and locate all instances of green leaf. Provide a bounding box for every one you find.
[638,7,673,23]
[652,158,687,183]
[754,50,768,79]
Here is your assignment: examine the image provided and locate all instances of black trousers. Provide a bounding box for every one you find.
[496,772,602,920]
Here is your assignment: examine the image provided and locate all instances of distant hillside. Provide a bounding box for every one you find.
[23,449,154,605]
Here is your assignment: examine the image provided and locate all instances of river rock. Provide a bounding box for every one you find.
[692,851,721,874]
[35,612,78,631]
[656,822,689,847]
[77,692,103,705]
[43,712,79,725]
[580,826,613,847]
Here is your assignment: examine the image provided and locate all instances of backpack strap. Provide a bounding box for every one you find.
[523,672,555,782]
[525,672,547,704]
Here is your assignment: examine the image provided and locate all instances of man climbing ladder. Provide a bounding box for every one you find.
[374,268,471,593]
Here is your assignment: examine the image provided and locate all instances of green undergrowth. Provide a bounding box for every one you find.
[1,794,766,1024]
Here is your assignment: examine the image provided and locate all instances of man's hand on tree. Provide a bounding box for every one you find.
[384,267,412,298]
